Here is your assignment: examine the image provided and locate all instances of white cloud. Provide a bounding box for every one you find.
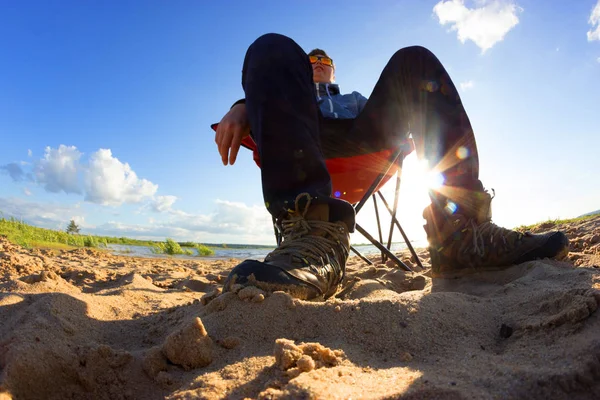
[588,1,600,41]
[91,200,275,244]
[0,197,84,231]
[34,145,82,194]
[4,145,167,207]
[460,80,475,91]
[2,145,273,244]
[72,215,86,227]
[175,200,274,238]
[84,149,158,206]
[151,195,178,212]
[27,149,32,157]
[433,0,521,53]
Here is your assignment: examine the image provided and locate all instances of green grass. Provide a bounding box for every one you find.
[1,216,163,250]
[0,215,220,256]
[516,212,599,232]
[0,217,107,249]
[0,215,250,256]
[26,240,75,251]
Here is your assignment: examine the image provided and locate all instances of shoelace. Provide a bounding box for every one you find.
[266,194,349,275]
[469,220,524,257]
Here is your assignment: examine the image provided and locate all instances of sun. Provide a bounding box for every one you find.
[351,152,434,247]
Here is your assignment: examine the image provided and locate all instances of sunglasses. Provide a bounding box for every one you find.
[309,55,334,67]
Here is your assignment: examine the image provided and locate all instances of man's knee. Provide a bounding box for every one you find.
[242,33,310,89]
[249,33,302,60]
[389,45,440,65]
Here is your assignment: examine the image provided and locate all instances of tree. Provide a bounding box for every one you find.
[66,219,80,235]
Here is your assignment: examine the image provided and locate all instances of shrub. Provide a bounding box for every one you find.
[83,236,99,247]
[164,238,184,255]
[152,238,189,255]
[195,244,215,256]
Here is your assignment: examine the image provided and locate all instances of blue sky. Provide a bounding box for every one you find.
[1,0,599,245]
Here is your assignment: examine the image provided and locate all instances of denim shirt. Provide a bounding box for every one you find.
[315,83,368,119]
[229,83,368,119]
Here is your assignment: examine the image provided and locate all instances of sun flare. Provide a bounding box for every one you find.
[352,153,433,246]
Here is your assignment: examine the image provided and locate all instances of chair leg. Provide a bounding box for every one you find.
[376,192,425,270]
[354,146,404,214]
[372,194,385,262]
[355,223,412,271]
[350,246,373,265]
[386,161,403,253]
[350,146,417,271]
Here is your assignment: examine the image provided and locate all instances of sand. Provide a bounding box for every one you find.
[1,216,599,399]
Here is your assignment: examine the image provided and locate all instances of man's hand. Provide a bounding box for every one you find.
[215,103,250,165]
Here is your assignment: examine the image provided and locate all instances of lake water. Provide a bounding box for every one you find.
[107,244,276,260]
[107,240,427,261]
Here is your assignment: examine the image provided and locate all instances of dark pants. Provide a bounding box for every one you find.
[241,33,483,227]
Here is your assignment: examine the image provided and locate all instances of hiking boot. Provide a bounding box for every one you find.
[424,190,570,278]
[223,193,351,300]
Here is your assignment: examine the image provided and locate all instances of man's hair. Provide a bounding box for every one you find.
[307,48,335,69]
[308,48,331,58]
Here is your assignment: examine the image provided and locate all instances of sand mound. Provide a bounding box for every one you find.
[1,216,600,399]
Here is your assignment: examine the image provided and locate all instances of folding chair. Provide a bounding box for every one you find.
[211,124,423,272]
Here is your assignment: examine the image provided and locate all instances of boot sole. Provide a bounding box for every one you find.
[223,259,324,300]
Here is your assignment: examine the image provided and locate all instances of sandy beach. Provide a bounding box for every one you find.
[1,216,599,399]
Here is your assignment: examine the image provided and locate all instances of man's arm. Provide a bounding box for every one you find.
[353,92,368,114]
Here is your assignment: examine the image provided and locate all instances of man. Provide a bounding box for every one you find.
[214,33,569,300]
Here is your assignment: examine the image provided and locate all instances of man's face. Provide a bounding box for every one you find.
[310,55,335,84]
